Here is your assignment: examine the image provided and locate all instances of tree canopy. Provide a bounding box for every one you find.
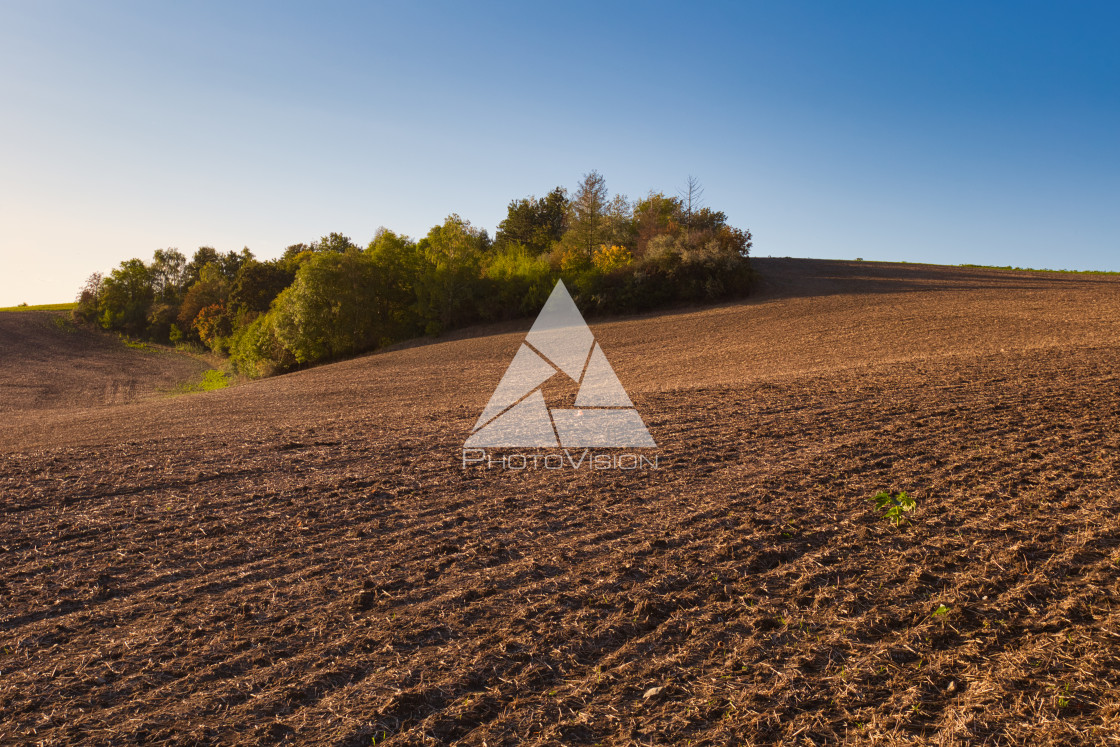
[75,173,753,377]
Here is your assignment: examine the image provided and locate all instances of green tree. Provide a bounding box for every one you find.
[366,229,424,337]
[277,234,356,275]
[229,313,292,377]
[600,192,634,250]
[632,192,683,257]
[569,170,609,257]
[312,232,359,254]
[414,215,489,333]
[689,207,730,236]
[98,259,154,336]
[483,244,556,318]
[270,251,393,363]
[73,272,103,322]
[184,246,250,287]
[150,248,188,302]
[217,247,254,281]
[147,303,179,342]
[177,263,230,339]
[184,247,220,287]
[280,243,312,272]
[230,259,295,316]
[494,187,568,254]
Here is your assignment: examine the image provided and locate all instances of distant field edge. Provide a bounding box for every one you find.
[0,302,78,312]
[955,263,1120,275]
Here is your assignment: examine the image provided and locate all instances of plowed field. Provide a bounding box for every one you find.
[3,259,1119,745]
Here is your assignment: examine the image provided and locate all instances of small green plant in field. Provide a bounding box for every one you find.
[176,369,231,394]
[869,490,916,526]
[118,334,155,351]
[51,316,78,333]
[932,604,950,617]
[198,370,229,390]
[174,340,206,354]
[1057,683,1072,708]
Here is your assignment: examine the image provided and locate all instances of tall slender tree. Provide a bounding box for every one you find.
[678,175,705,237]
[571,170,609,256]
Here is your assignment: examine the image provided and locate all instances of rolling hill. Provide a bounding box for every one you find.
[0,310,212,414]
[2,259,1119,745]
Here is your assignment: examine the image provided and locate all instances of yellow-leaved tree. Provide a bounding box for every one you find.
[592,244,633,274]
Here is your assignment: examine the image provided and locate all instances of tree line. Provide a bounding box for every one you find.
[74,172,754,377]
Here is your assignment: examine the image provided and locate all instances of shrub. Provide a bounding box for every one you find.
[177,264,228,341]
[146,303,178,342]
[73,272,103,323]
[229,313,292,377]
[193,303,233,353]
[176,369,231,393]
[482,244,557,318]
[270,251,394,364]
[592,244,633,274]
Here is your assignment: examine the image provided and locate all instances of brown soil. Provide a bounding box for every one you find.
[2,259,1119,745]
[0,311,212,413]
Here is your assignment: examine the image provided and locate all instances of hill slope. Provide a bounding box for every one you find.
[2,259,1119,745]
[5,258,1118,443]
[0,311,212,413]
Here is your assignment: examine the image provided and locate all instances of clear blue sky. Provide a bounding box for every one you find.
[2,0,1117,305]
